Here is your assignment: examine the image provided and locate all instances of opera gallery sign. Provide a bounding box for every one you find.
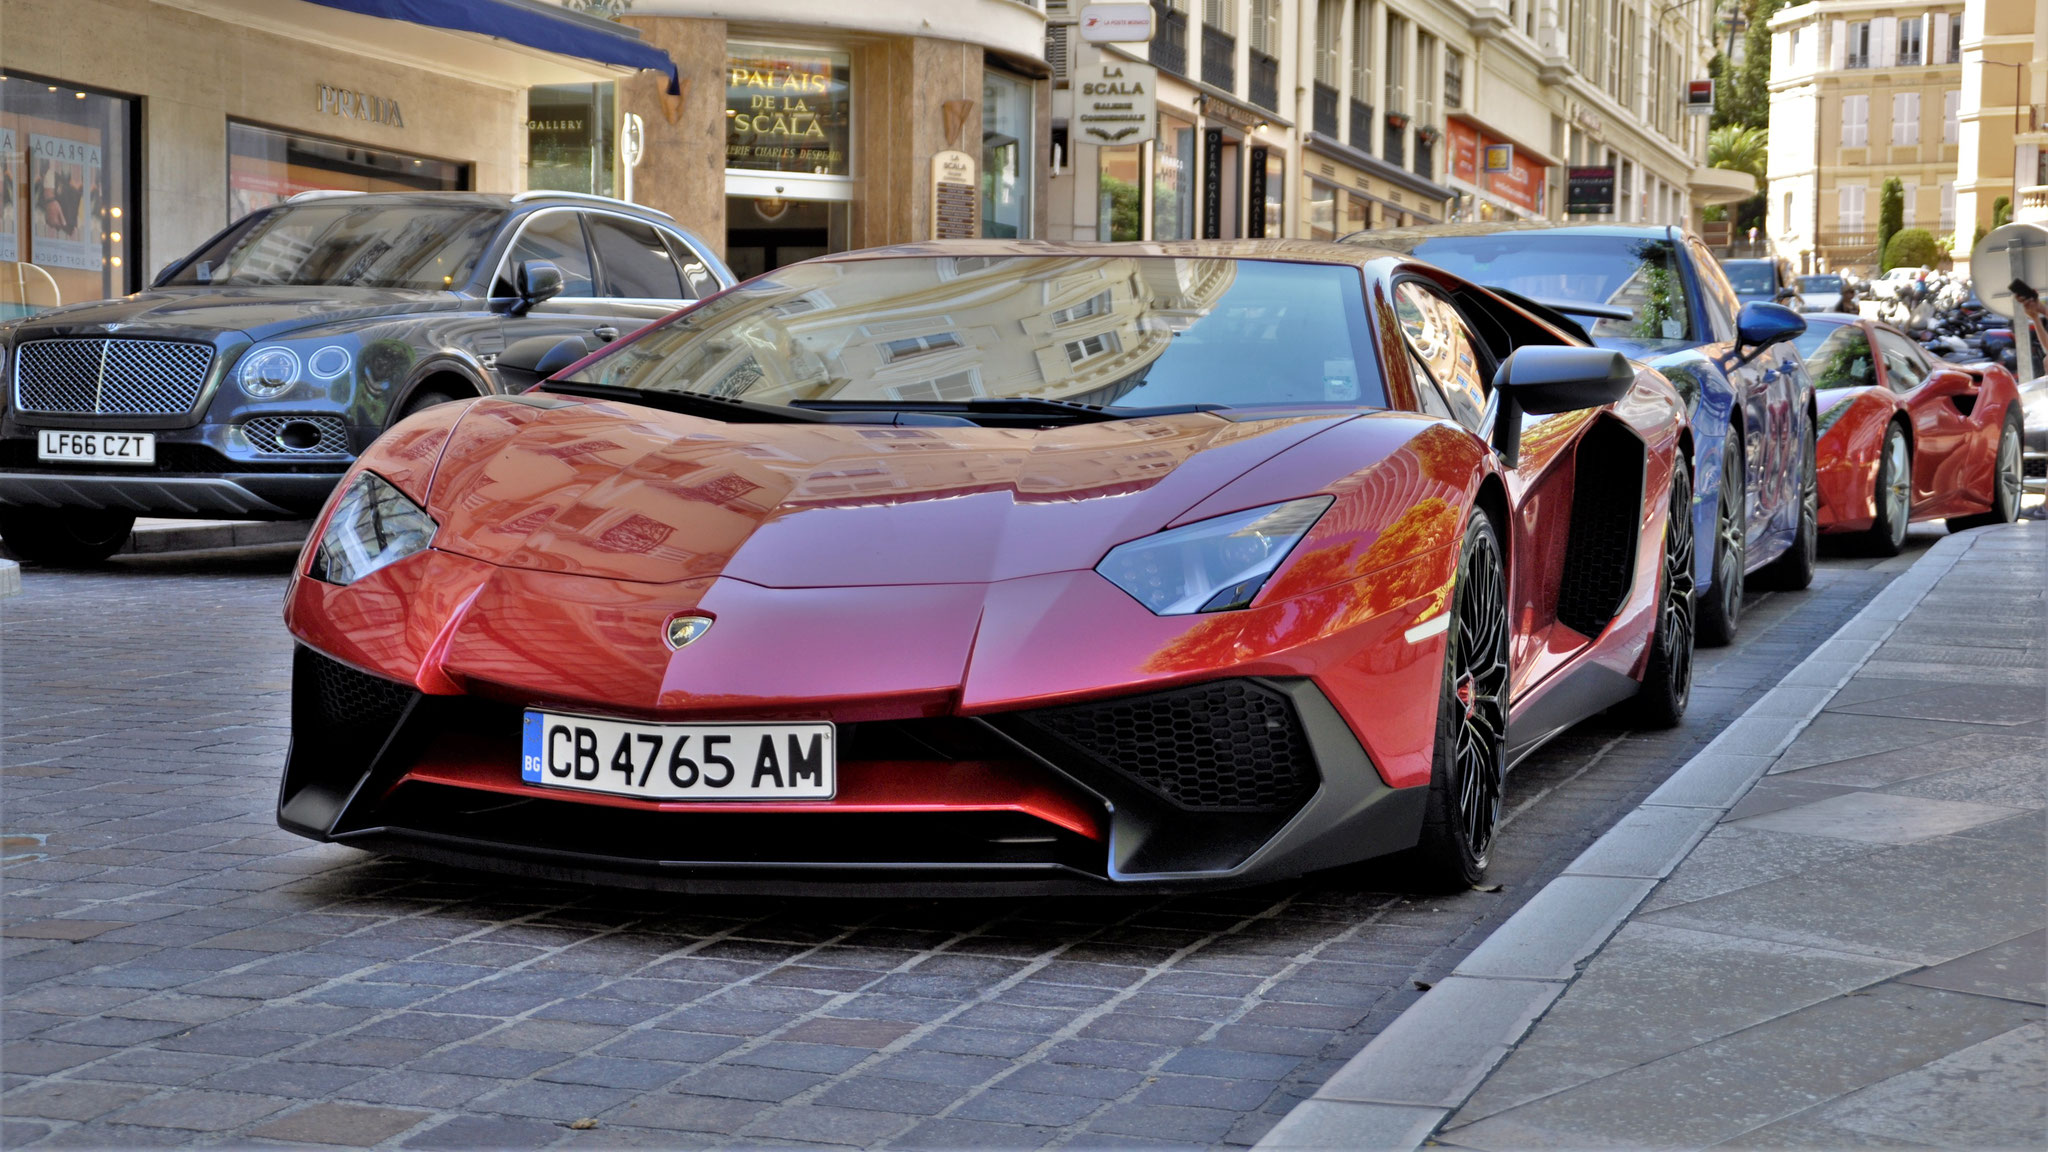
[1076,52,1156,146]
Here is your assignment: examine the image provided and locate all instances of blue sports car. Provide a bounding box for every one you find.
[1352,225,1815,644]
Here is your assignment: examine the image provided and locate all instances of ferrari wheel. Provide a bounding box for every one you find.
[1754,427,1818,591]
[1696,436,1746,647]
[1623,461,1695,728]
[1946,413,2023,532]
[0,507,135,566]
[1863,421,1911,556]
[1413,512,1509,889]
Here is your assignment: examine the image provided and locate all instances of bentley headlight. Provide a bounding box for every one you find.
[1098,496,1333,615]
[239,346,301,398]
[307,472,437,586]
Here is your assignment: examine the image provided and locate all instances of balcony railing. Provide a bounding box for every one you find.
[1151,3,1188,75]
[1845,53,1870,68]
[1313,83,1339,137]
[1384,116,1406,167]
[2018,185,2048,225]
[1414,134,1435,179]
[1349,99,1375,153]
[1249,50,1280,111]
[1202,26,1235,91]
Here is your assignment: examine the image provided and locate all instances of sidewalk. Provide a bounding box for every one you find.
[1263,523,2045,1150]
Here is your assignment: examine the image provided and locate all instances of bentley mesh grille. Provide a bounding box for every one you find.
[241,416,351,456]
[13,338,216,416]
[1010,680,1315,811]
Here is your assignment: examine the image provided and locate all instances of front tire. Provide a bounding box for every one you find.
[1946,413,2023,532]
[1412,511,1511,890]
[1862,421,1911,556]
[1623,460,1696,728]
[0,507,136,566]
[1696,435,1746,647]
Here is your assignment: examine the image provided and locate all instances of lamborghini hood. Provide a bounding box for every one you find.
[419,396,1354,586]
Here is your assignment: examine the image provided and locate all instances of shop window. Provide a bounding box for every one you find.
[227,122,466,222]
[527,83,616,197]
[1099,145,1143,241]
[1154,117,1198,240]
[1346,190,1372,233]
[1307,183,1337,240]
[983,70,1033,239]
[1,74,139,316]
[503,211,595,297]
[588,215,686,299]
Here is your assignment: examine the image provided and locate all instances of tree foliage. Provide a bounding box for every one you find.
[1885,228,1941,272]
[1708,126,1768,190]
[1712,0,1790,131]
[1877,178,1905,271]
[1994,196,2014,229]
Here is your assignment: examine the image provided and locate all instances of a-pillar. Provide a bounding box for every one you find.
[618,16,729,260]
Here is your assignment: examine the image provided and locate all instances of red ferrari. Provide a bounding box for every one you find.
[1795,314,2026,554]
[279,241,1697,893]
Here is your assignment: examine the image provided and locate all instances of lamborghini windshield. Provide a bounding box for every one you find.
[1408,234,1696,351]
[556,255,1385,413]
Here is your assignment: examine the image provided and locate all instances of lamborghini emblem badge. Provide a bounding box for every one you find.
[665,615,713,650]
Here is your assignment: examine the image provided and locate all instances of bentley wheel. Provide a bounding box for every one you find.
[1755,427,1818,591]
[1413,511,1510,890]
[1623,460,1696,728]
[1696,435,1746,647]
[398,389,459,421]
[0,507,136,566]
[1863,421,1911,556]
[1947,413,2024,532]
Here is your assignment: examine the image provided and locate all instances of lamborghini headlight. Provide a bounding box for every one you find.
[1097,496,1333,615]
[307,472,437,586]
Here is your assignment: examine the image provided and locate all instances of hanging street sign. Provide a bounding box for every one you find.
[1686,79,1715,115]
[1077,4,1157,43]
[1567,166,1616,214]
[1075,51,1157,145]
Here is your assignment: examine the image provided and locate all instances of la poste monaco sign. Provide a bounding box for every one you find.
[1078,3,1156,43]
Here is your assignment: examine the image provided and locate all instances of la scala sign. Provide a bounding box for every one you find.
[1075,51,1157,145]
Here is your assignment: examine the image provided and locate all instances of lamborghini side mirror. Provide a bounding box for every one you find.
[1489,346,1635,467]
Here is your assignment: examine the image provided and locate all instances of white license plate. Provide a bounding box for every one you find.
[38,430,155,465]
[521,711,834,800]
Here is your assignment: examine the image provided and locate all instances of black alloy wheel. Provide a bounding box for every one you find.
[398,390,459,421]
[1696,435,1746,647]
[1947,413,2025,532]
[1413,511,1510,889]
[1863,420,1911,556]
[1755,425,1819,591]
[1624,459,1696,728]
[0,507,136,566]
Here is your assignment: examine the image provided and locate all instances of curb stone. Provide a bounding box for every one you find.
[1255,526,1996,1151]
[0,557,18,598]
[121,519,312,555]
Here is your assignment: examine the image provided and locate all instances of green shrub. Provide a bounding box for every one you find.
[1885,228,1941,271]
[1877,178,1904,271]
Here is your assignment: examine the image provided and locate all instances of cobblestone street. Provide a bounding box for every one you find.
[0,535,1938,1150]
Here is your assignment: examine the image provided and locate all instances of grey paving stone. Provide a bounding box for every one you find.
[600,1091,768,1134]
[1897,930,2048,1005]
[1730,791,2026,845]
[338,1070,501,1110]
[472,1079,641,1121]
[402,1113,567,1149]
[1563,805,1721,879]
[814,1074,973,1115]
[892,1116,1059,1148]
[1833,684,2045,726]
[102,1087,294,1131]
[1772,712,2012,773]
[670,1064,826,1103]
[1721,778,1867,822]
[1314,975,1561,1110]
[741,1102,917,1144]
[198,1060,379,1097]
[1883,755,2048,810]
[247,1100,432,1146]
[1639,825,1885,915]
[955,1087,1110,1126]
[0,1079,156,1120]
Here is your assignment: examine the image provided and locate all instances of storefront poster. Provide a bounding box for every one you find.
[1448,120,1480,185]
[28,134,102,271]
[0,128,19,263]
[725,46,851,176]
[1490,150,1545,215]
[1568,166,1616,214]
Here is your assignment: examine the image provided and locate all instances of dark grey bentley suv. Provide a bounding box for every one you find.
[0,190,733,563]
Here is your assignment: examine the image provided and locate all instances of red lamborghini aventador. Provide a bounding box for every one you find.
[1795,314,2025,554]
[280,241,1698,893]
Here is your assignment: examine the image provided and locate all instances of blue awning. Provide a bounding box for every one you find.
[300,0,680,93]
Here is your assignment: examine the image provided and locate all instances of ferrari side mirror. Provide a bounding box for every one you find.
[1489,346,1635,467]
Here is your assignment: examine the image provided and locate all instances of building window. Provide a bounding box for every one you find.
[1845,21,1872,68]
[1892,92,1920,146]
[1940,181,1955,230]
[1947,15,1962,63]
[527,84,615,197]
[1064,332,1121,364]
[1839,183,1866,231]
[0,74,140,312]
[1444,50,1464,109]
[1944,90,1960,143]
[1898,17,1923,65]
[725,44,853,177]
[1315,0,1343,86]
[1385,15,1407,114]
[982,70,1033,239]
[881,332,963,361]
[1052,290,1111,325]
[1154,115,1198,239]
[1417,33,1439,128]
[1841,94,1869,147]
[1307,182,1337,240]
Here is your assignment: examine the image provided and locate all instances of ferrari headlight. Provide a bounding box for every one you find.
[239,346,301,398]
[1098,496,1333,615]
[307,472,437,586]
